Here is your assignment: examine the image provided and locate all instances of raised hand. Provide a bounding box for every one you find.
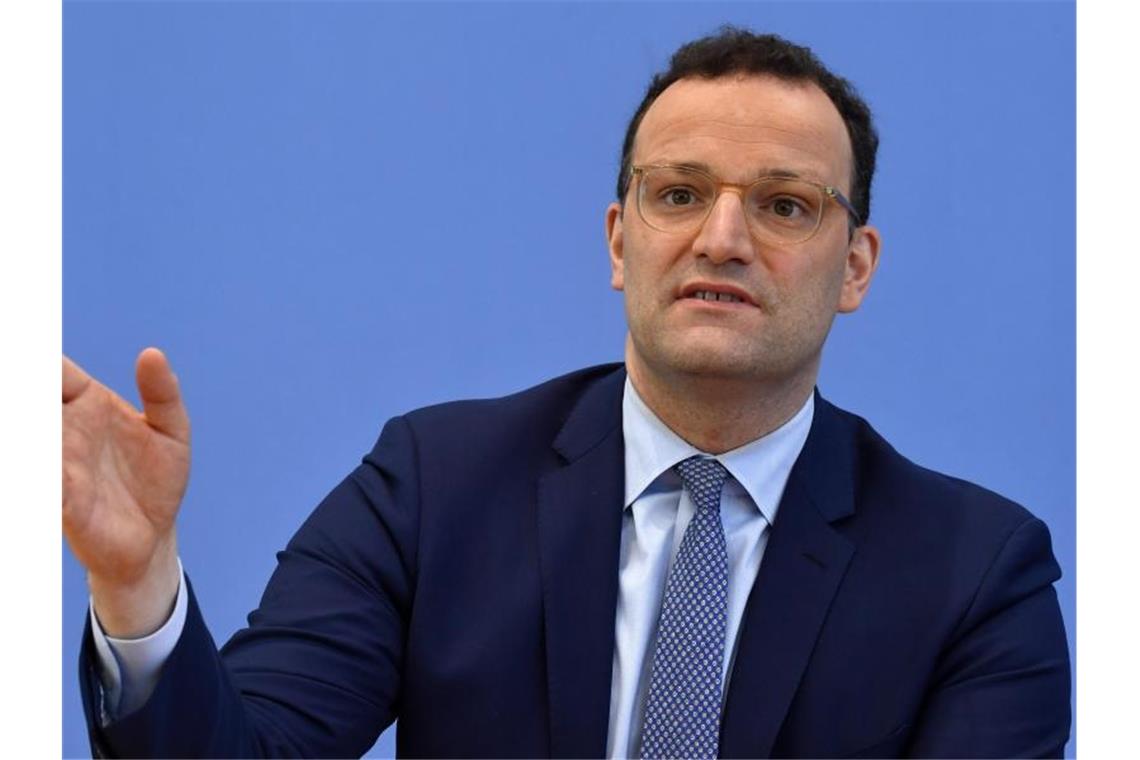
[62,348,190,637]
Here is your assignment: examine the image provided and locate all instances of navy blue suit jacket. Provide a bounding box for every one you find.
[80,364,1071,757]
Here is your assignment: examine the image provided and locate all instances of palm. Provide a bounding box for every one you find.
[62,351,190,586]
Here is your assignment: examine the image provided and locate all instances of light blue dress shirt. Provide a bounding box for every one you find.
[606,378,813,758]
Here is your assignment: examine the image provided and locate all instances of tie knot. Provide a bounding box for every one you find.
[673,456,729,512]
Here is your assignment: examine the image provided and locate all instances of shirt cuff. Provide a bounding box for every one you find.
[88,558,188,723]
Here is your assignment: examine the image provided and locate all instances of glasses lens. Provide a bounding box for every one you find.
[637,167,717,233]
[745,178,825,244]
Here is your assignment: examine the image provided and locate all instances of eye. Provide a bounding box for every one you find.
[663,187,697,206]
[770,197,807,218]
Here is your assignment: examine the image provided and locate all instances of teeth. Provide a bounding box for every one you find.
[691,290,743,303]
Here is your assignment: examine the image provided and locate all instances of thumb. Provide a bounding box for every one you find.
[135,347,190,443]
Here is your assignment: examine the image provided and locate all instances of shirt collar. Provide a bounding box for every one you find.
[621,376,814,526]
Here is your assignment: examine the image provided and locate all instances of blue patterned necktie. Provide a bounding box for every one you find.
[639,456,731,760]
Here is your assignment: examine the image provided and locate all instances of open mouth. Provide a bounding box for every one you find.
[685,290,746,304]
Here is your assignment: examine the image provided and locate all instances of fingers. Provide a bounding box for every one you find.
[62,355,92,404]
[135,347,191,443]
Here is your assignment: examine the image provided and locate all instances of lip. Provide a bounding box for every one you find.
[676,281,759,307]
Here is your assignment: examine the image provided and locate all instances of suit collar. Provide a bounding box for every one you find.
[551,364,625,462]
[539,365,626,757]
[719,389,859,757]
[792,388,858,523]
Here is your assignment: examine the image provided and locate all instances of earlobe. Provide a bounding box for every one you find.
[606,202,625,291]
[837,224,881,313]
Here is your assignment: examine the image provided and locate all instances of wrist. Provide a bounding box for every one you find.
[88,535,181,639]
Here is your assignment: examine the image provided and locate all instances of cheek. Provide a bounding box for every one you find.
[766,253,848,313]
[621,226,708,304]
[622,241,668,295]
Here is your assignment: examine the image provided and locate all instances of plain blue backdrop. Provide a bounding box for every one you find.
[62,2,1075,757]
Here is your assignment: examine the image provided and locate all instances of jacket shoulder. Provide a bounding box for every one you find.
[367,363,623,472]
[823,399,1039,536]
[408,362,619,431]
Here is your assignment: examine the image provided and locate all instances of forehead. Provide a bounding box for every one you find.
[634,75,853,188]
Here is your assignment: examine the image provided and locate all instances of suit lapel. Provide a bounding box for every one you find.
[719,393,858,758]
[537,367,626,758]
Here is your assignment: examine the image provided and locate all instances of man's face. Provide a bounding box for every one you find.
[606,75,880,390]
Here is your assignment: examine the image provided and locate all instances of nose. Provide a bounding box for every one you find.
[690,190,756,264]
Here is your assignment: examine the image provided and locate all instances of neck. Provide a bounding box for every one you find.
[625,339,817,455]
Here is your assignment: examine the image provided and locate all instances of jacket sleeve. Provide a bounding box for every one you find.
[78,415,422,758]
[905,517,1072,758]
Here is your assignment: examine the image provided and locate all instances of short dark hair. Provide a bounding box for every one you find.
[616,26,878,225]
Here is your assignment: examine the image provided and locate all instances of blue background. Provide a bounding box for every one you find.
[62,2,1075,757]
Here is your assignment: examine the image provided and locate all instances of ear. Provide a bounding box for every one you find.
[837,224,881,313]
[605,202,625,291]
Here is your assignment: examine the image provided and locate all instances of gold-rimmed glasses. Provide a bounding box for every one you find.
[631,164,861,245]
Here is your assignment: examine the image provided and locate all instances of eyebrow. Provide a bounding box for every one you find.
[661,160,806,183]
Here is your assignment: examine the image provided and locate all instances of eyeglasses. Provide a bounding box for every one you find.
[631,164,861,245]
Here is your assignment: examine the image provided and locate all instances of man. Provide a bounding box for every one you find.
[63,28,1071,758]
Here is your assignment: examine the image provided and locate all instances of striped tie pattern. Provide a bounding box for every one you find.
[639,456,730,759]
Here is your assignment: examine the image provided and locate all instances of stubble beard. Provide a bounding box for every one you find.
[626,304,829,395]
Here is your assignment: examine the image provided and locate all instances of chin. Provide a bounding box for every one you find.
[654,343,769,381]
[637,331,817,386]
